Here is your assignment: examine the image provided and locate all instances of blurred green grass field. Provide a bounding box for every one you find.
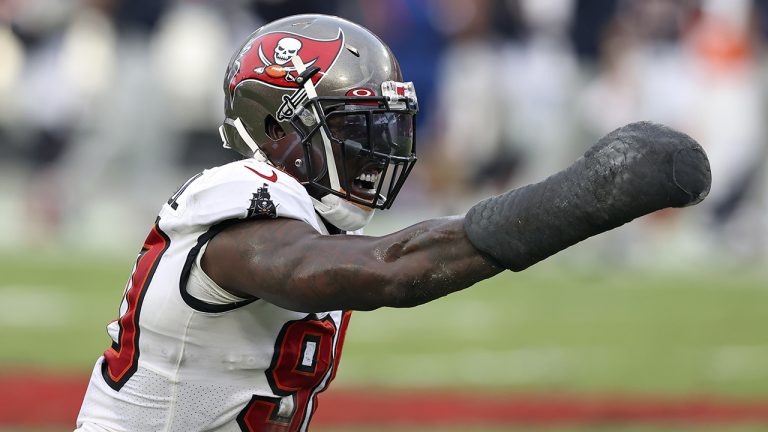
[1,250,767,399]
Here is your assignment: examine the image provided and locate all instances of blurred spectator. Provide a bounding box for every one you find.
[500,0,580,183]
[425,0,579,214]
[570,0,619,61]
[49,0,164,246]
[2,0,116,246]
[417,0,508,211]
[681,0,768,259]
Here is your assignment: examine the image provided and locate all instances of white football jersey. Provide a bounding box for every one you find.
[76,159,352,432]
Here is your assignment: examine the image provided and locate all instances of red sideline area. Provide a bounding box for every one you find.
[2,372,768,427]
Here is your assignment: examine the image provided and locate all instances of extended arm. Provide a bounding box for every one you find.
[203,122,711,313]
[202,216,502,312]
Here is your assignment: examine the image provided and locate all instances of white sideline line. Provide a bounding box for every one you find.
[710,345,768,380]
[0,286,75,327]
[343,348,577,386]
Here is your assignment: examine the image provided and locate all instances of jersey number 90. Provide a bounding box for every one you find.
[237,313,351,431]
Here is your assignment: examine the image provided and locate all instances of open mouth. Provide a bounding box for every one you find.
[350,168,382,201]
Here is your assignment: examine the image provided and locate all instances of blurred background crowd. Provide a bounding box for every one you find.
[1,0,767,268]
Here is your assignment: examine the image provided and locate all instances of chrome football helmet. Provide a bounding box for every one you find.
[221,14,418,230]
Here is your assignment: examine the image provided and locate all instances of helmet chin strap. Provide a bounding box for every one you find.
[312,195,375,231]
[218,124,231,149]
[223,117,268,162]
[292,55,341,191]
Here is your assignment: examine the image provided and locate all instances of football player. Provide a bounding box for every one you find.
[75,14,710,432]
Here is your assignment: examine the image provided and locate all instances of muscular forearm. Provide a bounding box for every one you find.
[367,216,502,308]
[288,217,501,311]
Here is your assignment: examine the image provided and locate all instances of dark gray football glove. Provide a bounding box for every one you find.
[464,121,711,271]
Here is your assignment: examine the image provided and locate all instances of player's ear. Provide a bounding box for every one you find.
[265,116,286,140]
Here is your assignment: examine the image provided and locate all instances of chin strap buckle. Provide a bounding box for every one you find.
[295,65,321,85]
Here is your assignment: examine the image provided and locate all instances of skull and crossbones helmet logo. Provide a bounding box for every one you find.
[228,29,343,88]
[251,35,324,82]
[273,37,302,64]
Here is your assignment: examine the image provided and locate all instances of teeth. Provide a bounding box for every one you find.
[356,173,379,184]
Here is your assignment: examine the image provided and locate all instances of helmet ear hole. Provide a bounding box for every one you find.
[265,115,286,140]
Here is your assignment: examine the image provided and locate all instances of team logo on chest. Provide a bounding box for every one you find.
[247,183,278,219]
[228,29,344,91]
